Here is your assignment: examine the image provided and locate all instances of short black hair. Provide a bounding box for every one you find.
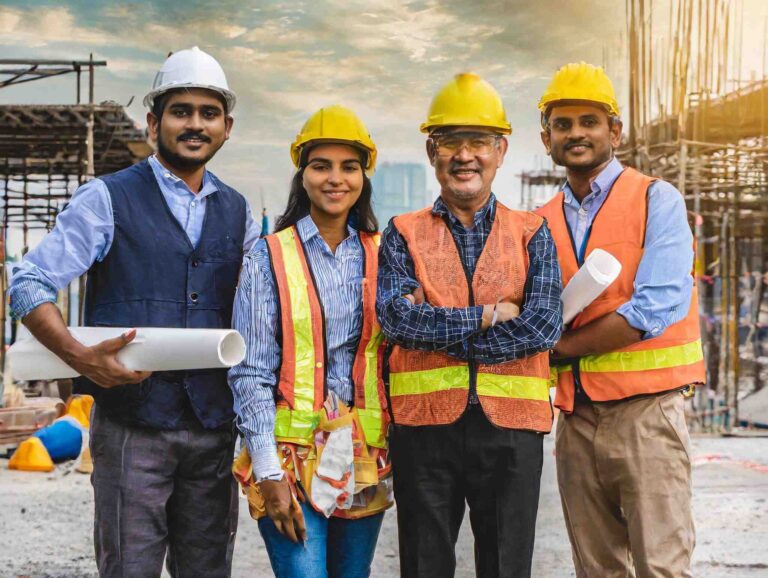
[151,88,229,119]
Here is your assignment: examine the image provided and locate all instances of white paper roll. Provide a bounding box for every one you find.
[8,327,246,381]
[561,249,622,325]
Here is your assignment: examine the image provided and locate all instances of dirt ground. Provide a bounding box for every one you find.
[0,434,766,578]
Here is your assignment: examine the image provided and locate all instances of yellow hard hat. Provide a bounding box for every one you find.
[8,437,55,472]
[290,105,377,175]
[420,73,511,134]
[538,62,620,117]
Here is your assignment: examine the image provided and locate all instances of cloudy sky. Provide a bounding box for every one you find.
[1,0,765,222]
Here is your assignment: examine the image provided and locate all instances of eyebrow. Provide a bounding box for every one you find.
[168,103,223,112]
[308,157,362,165]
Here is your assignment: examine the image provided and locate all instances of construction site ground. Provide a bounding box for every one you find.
[0,433,766,578]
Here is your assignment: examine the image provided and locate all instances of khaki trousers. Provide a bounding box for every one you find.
[555,390,695,578]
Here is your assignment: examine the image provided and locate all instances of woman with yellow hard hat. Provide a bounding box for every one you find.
[229,105,392,577]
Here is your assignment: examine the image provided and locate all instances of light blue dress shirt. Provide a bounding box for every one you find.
[562,157,694,339]
[228,215,366,481]
[9,155,259,318]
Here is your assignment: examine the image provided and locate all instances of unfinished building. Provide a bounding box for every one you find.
[0,57,151,373]
[620,0,767,430]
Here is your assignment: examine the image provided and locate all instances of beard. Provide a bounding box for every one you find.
[156,130,222,171]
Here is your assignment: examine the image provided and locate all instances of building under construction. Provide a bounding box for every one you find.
[621,0,768,430]
[0,57,151,372]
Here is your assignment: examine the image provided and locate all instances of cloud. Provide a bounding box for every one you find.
[0,6,113,47]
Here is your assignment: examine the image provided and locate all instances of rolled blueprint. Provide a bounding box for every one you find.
[561,249,622,325]
[8,327,246,381]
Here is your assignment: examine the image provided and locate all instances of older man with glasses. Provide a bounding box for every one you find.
[375,73,563,578]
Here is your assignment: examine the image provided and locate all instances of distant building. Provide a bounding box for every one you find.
[371,162,431,228]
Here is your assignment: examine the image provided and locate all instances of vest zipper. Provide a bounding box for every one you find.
[442,215,477,401]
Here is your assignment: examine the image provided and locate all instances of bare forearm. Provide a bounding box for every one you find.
[553,312,642,359]
[22,302,88,365]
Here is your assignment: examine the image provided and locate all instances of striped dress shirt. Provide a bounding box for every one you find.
[228,215,366,480]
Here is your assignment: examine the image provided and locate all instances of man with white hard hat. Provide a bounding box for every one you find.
[9,47,258,577]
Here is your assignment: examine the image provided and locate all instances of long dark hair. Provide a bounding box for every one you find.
[273,166,379,234]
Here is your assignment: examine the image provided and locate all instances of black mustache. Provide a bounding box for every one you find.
[565,141,592,150]
[177,132,211,143]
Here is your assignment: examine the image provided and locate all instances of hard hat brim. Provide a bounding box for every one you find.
[143,84,237,113]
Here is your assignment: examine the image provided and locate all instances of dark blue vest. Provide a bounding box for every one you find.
[74,160,247,430]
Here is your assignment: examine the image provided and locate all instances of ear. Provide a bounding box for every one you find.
[609,118,622,149]
[146,111,159,142]
[540,129,551,155]
[496,136,509,168]
[425,139,437,167]
[224,115,234,141]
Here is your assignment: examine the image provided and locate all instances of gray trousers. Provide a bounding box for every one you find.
[90,405,238,578]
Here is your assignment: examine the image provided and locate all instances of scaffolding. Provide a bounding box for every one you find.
[0,57,151,371]
[519,167,566,211]
[619,0,768,430]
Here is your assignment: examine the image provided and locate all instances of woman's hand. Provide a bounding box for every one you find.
[259,477,307,543]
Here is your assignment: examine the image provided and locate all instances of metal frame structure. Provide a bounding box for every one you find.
[0,56,151,370]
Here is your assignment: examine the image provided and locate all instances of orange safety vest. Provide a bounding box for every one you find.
[387,202,553,433]
[264,226,389,448]
[536,167,706,413]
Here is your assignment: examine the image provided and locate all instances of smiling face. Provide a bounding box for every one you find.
[427,126,508,205]
[146,88,233,171]
[303,143,365,223]
[541,103,621,173]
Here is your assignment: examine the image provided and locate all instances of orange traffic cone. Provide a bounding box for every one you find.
[8,437,55,472]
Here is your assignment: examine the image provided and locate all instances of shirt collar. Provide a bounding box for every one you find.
[296,214,358,243]
[432,193,497,228]
[148,154,219,199]
[562,157,624,208]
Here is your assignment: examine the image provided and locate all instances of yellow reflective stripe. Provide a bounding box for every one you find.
[363,328,383,410]
[579,339,704,373]
[274,407,320,444]
[476,373,550,401]
[276,228,316,412]
[357,407,386,449]
[389,366,470,396]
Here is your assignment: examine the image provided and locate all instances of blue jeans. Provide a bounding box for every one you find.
[258,501,384,578]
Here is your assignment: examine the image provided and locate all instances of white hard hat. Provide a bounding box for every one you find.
[143,46,236,112]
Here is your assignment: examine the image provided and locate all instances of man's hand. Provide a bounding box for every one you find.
[480,299,521,330]
[259,477,307,543]
[68,329,152,388]
[22,303,151,389]
[403,286,425,305]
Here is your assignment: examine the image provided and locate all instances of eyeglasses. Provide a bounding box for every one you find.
[430,132,501,157]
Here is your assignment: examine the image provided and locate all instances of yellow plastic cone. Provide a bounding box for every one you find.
[65,394,94,429]
[8,437,55,472]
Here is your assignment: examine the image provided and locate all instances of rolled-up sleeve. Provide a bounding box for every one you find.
[228,239,283,480]
[472,223,563,363]
[375,220,484,353]
[8,179,114,318]
[616,181,694,339]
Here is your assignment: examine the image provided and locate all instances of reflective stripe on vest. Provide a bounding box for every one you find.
[266,227,388,447]
[579,339,703,373]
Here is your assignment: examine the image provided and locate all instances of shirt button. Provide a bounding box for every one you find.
[190,292,199,303]
[192,260,200,268]
[191,201,195,207]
